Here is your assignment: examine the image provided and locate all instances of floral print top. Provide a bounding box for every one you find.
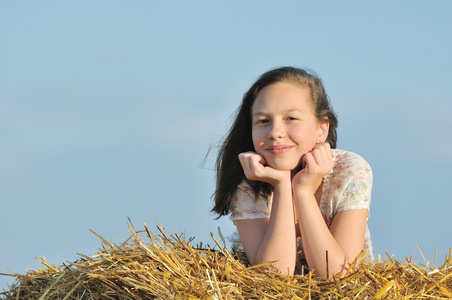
[228,149,374,264]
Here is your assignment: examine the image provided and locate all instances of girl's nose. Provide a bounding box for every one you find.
[268,121,286,139]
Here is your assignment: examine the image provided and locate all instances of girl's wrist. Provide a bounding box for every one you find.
[270,173,292,190]
[273,179,291,191]
[292,185,316,200]
[292,175,323,196]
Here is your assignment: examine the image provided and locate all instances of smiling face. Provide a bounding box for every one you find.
[251,81,329,170]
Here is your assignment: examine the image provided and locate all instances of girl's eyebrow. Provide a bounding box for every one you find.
[252,108,303,117]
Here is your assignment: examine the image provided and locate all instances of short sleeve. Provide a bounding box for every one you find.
[338,162,373,213]
[323,150,373,217]
[229,180,271,222]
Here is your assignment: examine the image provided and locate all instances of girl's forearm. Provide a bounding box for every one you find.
[294,191,349,278]
[255,181,297,274]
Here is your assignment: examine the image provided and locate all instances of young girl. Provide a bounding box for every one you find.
[212,66,373,278]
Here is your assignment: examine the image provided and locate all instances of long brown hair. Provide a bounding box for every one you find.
[212,67,338,217]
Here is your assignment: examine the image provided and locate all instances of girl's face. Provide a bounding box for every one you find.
[251,81,329,170]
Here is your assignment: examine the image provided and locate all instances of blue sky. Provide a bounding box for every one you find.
[1,1,451,288]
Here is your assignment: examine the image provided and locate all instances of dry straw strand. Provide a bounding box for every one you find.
[1,223,451,299]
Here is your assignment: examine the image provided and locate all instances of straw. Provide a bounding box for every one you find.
[1,223,451,299]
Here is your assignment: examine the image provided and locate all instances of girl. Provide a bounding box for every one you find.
[212,67,373,278]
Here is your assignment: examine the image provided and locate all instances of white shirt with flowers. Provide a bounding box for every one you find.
[229,149,374,264]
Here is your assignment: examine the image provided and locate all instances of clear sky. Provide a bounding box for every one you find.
[1,0,451,289]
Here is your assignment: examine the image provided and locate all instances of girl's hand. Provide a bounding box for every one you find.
[292,143,333,194]
[238,152,290,187]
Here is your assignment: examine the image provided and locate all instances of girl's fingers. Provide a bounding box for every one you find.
[303,152,316,169]
[238,152,289,185]
[250,153,266,169]
[239,152,265,170]
[311,149,327,169]
[305,143,333,174]
[238,152,267,180]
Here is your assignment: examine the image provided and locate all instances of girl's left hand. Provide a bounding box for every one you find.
[292,142,333,195]
[238,151,291,187]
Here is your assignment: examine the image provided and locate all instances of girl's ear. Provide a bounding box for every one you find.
[317,117,330,143]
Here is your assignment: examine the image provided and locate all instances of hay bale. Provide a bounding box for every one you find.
[1,223,451,299]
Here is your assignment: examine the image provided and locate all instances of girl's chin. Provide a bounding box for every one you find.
[266,162,300,171]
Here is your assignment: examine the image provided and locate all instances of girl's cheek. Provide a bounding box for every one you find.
[255,149,267,159]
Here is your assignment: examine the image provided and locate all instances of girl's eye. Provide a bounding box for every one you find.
[256,119,269,124]
[287,116,298,121]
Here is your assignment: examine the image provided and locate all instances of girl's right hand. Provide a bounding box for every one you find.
[291,142,333,195]
[238,152,290,186]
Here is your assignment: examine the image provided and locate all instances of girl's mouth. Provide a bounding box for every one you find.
[266,145,293,154]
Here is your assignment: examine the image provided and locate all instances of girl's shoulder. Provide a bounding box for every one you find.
[330,149,372,177]
[236,179,257,198]
[230,179,272,221]
[331,148,370,166]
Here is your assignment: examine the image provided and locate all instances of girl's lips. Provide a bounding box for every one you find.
[266,145,293,154]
